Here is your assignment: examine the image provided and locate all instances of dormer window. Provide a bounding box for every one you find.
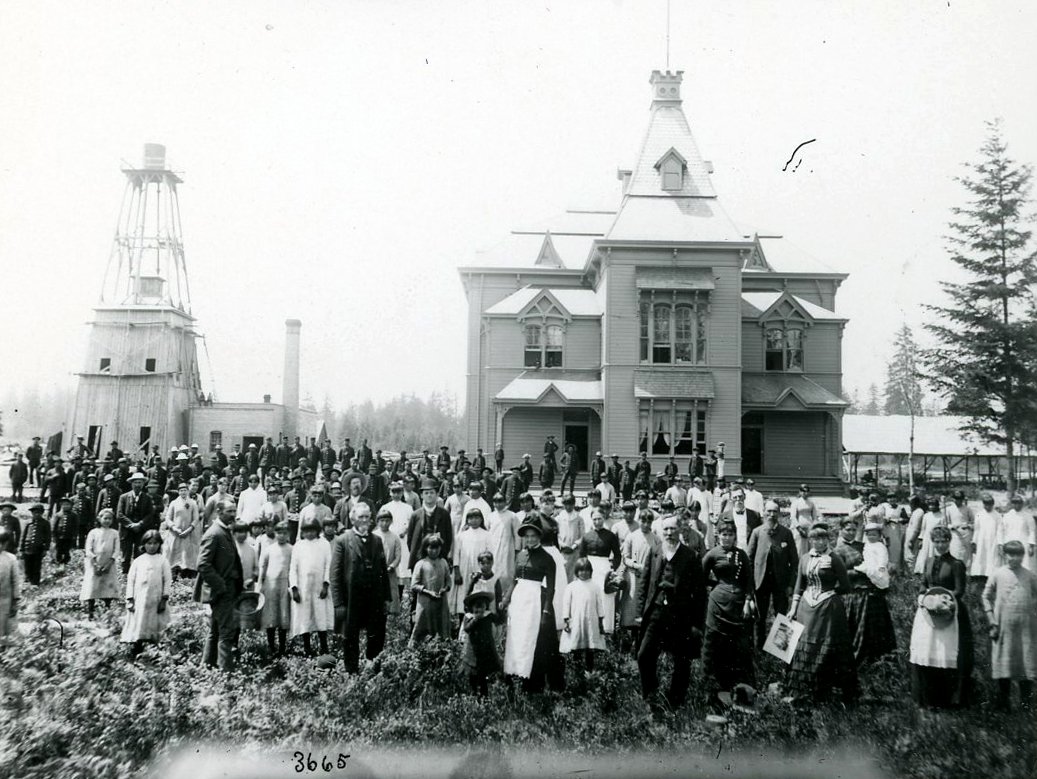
[766,327,804,371]
[654,148,688,192]
[524,323,564,368]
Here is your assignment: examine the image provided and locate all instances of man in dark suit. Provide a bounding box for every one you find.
[746,500,799,649]
[194,498,244,671]
[357,439,373,473]
[338,438,356,469]
[330,502,391,672]
[717,488,762,551]
[406,478,454,565]
[8,452,28,502]
[116,472,157,574]
[637,514,706,710]
[501,465,524,513]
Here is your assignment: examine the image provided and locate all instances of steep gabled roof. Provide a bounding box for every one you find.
[534,232,564,268]
[484,286,602,318]
[741,292,845,323]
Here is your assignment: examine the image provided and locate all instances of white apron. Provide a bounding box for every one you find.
[587,556,617,634]
[504,579,542,678]
[909,607,959,668]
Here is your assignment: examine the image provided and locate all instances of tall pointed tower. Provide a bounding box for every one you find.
[69,144,203,458]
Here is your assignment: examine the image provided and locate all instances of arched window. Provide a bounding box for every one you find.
[652,304,672,362]
[674,306,694,363]
[765,327,804,371]
[523,323,564,368]
[524,325,542,368]
[639,295,708,365]
[544,325,564,368]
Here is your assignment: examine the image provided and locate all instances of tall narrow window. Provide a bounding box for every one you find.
[765,328,785,371]
[674,306,694,363]
[652,409,671,455]
[639,301,649,362]
[99,358,111,373]
[675,407,696,454]
[638,407,650,453]
[544,325,564,367]
[210,430,222,451]
[696,410,707,455]
[139,427,152,450]
[652,304,672,363]
[696,306,708,364]
[144,358,156,373]
[785,328,804,371]
[523,325,542,368]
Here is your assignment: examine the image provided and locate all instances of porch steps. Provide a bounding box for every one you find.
[749,475,846,497]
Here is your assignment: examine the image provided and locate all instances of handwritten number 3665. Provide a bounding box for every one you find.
[293,752,350,772]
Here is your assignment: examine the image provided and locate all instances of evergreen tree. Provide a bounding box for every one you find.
[863,383,883,415]
[883,324,924,415]
[923,120,1037,494]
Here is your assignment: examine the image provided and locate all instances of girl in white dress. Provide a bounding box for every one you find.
[560,557,606,672]
[374,510,403,616]
[970,495,1003,579]
[451,509,492,619]
[81,508,122,617]
[259,521,293,657]
[905,497,946,575]
[121,530,172,657]
[289,518,333,656]
[162,483,200,579]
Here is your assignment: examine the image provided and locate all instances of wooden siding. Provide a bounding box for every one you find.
[485,317,601,371]
[500,407,600,466]
[763,411,826,475]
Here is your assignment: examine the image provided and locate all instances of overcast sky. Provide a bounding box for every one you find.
[2,1,1035,413]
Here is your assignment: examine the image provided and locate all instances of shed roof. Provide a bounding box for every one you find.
[843,415,1008,456]
[484,286,602,317]
[742,374,847,408]
[495,377,603,403]
[634,370,715,399]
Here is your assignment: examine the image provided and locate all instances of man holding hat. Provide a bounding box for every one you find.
[636,514,706,710]
[195,498,244,671]
[117,472,157,574]
[746,500,798,649]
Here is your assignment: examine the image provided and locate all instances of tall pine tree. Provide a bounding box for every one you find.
[923,120,1037,494]
[884,324,924,415]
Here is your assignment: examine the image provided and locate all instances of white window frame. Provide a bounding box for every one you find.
[638,291,708,365]
[639,400,709,457]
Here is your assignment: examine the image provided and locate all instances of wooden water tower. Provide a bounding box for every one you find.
[68,144,203,458]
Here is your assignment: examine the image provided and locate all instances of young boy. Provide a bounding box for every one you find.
[462,591,501,695]
[52,496,78,566]
[984,540,1037,710]
[19,503,51,586]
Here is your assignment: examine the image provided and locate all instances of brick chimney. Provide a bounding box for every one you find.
[283,319,301,440]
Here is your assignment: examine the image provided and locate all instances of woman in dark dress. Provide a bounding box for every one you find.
[786,523,858,705]
[909,525,973,708]
[501,519,564,692]
[701,521,756,705]
[834,519,897,664]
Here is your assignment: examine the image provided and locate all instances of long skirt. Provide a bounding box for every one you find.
[587,556,617,634]
[504,579,542,678]
[786,594,858,703]
[411,591,451,642]
[842,587,897,664]
[702,584,755,692]
[909,600,973,708]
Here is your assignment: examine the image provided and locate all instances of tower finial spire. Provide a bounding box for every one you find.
[666,0,671,69]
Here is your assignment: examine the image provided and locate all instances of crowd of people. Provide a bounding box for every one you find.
[1,434,1036,715]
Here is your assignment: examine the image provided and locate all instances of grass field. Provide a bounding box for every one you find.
[0,538,1034,779]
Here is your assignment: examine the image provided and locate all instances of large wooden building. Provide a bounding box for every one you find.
[459,71,849,490]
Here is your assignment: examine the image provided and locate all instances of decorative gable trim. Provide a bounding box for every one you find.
[755,291,815,327]
[743,238,772,271]
[534,231,564,268]
[653,147,688,170]
[517,289,572,323]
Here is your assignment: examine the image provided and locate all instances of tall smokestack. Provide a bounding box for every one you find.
[283,319,301,441]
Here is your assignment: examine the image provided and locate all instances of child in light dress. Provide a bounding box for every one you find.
[374,510,402,616]
[289,518,333,657]
[121,530,172,658]
[0,529,21,649]
[81,508,122,618]
[983,540,1037,711]
[259,521,293,657]
[410,534,452,646]
[561,557,606,672]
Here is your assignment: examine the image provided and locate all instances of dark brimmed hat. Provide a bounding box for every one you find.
[234,590,266,618]
[0,501,15,510]
[29,503,45,513]
[517,518,542,537]
[464,591,494,610]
